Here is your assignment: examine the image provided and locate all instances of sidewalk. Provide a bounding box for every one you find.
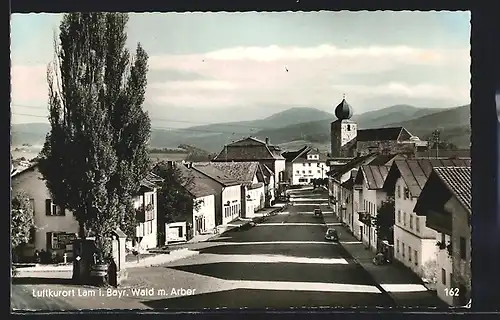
[13,249,199,275]
[322,213,448,308]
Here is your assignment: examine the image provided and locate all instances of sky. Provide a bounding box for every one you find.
[11,11,471,128]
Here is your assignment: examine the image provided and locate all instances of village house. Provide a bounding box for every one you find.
[191,162,242,227]
[131,172,163,251]
[258,163,276,206]
[209,162,266,218]
[414,166,471,306]
[163,163,217,244]
[212,137,286,197]
[382,158,471,278]
[11,163,162,259]
[282,146,329,185]
[352,164,391,251]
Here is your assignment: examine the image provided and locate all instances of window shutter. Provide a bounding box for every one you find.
[45,199,52,216]
[46,232,53,250]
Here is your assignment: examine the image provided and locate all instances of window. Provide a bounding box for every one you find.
[414,250,418,266]
[308,163,311,167]
[29,227,36,244]
[317,170,321,173]
[150,194,154,205]
[303,163,306,166]
[296,170,299,174]
[397,210,401,223]
[460,237,467,260]
[408,246,412,262]
[441,233,446,244]
[396,240,400,254]
[317,163,320,167]
[441,268,447,285]
[302,170,305,174]
[308,170,312,174]
[45,199,65,216]
[402,243,405,257]
[397,185,401,198]
[409,215,413,229]
[416,217,420,232]
[404,212,407,226]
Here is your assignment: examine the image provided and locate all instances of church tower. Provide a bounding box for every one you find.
[330,97,357,157]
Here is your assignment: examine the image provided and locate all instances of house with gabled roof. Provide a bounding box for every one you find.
[163,163,217,243]
[352,164,391,250]
[212,136,286,196]
[209,161,266,218]
[414,166,471,306]
[191,162,242,226]
[11,162,163,258]
[282,146,329,186]
[382,158,471,278]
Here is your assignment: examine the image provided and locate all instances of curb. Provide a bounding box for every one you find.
[126,250,200,269]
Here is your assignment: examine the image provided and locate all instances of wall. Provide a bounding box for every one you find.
[197,178,223,226]
[448,196,471,306]
[245,184,265,218]
[292,161,328,185]
[133,189,158,250]
[11,167,79,256]
[435,232,454,306]
[221,184,242,225]
[357,183,378,252]
[193,194,216,236]
[166,221,187,243]
[394,177,437,272]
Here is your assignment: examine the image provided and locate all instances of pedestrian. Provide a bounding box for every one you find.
[34,250,40,263]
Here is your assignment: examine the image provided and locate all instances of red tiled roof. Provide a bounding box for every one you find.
[209,162,259,187]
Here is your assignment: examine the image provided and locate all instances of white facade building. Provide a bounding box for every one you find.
[283,146,329,186]
[221,184,242,225]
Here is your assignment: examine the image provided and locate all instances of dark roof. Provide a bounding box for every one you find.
[175,163,217,198]
[192,162,240,187]
[433,166,471,213]
[256,163,272,184]
[383,158,471,198]
[357,127,408,142]
[367,154,398,166]
[262,164,274,176]
[414,149,470,158]
[326,153,379,178]
[209,162,259,187]
[249,182,264,190]
[282,146,308,162]
[213,137,285,161]
[341,170,357,189]
[359,165,390,189]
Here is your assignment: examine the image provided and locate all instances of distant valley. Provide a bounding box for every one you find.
[11,104,470,155]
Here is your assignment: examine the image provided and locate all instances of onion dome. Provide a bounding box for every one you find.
[335,98,353,120]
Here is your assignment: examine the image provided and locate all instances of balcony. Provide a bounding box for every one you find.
[358,211,371,226]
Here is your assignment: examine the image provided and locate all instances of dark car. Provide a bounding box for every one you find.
[325,228,339,242]
[314,208,322,216]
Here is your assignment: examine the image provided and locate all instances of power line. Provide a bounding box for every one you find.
[11,112,261,136]
[11,103,273,131]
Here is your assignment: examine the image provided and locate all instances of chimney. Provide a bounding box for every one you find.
[265,137,269,145]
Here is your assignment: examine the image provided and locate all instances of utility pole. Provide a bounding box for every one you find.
[432,129,441,158]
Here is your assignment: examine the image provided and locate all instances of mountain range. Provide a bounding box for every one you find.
[11,104,470,153]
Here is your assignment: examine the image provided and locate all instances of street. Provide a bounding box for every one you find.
[12,187,440,310]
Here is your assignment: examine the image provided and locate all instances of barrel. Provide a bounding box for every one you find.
[90,263,108,277]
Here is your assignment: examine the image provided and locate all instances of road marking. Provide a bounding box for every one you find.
[215,241,339,246]
[380,284,429,292]
[290,198,330,201]
[292,203,330,206]
[340,241,363,245]
[235,280,382,294]
[257,223,326,227]
[325,222,342,226]
[198,254,349,265]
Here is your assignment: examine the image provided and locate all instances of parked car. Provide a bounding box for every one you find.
[314,208,322,216]
[325,228,339,242]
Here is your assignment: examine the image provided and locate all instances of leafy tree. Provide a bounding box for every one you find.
[152,161,202,245]
[11,190,34,260]
[38,13,151,259]
[373,197,395,244]
[421,258,439,286]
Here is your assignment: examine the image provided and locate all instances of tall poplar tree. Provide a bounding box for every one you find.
[38,13,151,259]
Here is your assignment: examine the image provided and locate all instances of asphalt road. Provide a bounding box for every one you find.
[11,187,395,310]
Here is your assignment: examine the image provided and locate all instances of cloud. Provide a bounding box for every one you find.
[11,44,471,120]
[11,64,48,106]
